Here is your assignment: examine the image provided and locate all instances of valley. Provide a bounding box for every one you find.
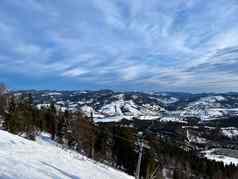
[13,90,238,166]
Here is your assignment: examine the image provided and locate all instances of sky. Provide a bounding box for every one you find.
[1,0,238,92]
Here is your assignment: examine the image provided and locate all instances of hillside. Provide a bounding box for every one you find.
[0,130,133,179]
[13,90,238,123]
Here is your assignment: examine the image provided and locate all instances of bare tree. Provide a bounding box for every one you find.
[0,83,8,128]
[0,83,7,95]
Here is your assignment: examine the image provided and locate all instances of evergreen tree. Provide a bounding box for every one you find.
[43,102,57,140]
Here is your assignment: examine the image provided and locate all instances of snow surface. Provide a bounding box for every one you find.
[181,96,227,120]
[36,104,67,112]
[186,130,207,144]
[99,99,161,118]
[160,117,186,123]
[94,116,127,123]
[221,127,238,138]
[80,105,94,116]
[181,106,238,121]
[204,149,238,166]
[100,100,141,116]
[0,130,133,179]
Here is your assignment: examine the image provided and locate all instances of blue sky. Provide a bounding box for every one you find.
[1,0,238,92]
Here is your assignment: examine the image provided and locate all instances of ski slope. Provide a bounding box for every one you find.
[0,130,133,179]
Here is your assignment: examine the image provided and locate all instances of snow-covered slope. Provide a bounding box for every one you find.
[0,130,133,179]
[181,96,238,120]
[221,127,238,138]
[100,100,142,116]
[183,96,225,115]
[204,149,238,166]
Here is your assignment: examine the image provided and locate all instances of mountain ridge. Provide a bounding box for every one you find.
[11,90,238,123]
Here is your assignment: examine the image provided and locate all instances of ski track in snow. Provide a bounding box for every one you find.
[0,130,133,179]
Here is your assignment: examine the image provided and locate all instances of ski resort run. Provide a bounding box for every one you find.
[0,130,133,179]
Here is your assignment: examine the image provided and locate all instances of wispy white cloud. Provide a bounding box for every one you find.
[0,0,238,91]
[62,68,89,77]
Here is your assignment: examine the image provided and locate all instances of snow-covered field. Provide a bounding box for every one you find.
[160,117,186,123]
[221,127,238,138]
[203,149,238,166]
[0,130,133,179]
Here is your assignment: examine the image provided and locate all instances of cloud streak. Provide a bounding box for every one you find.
[0,0,238,92]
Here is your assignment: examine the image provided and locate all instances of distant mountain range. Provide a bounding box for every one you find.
[12,90,238,123]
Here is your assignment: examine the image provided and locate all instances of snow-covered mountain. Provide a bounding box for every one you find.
[12,90,238,122]
[15,90,164,122]
[181,95,238,120]
[0,130,133,179]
